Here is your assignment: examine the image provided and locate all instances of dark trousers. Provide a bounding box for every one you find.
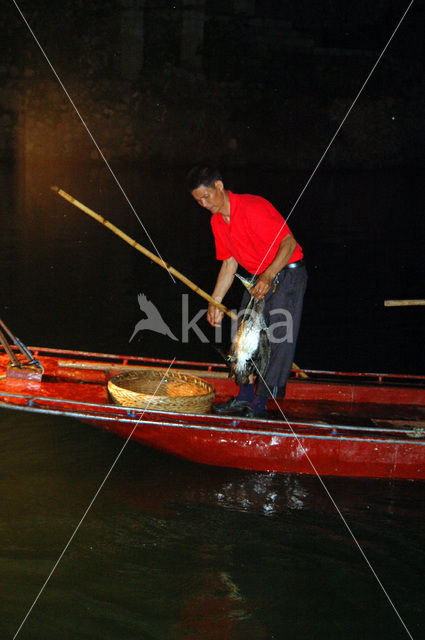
[240,265,307,398]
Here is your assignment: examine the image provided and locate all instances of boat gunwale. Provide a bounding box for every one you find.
[1,346,424,386]
[1,388,424,442]
[1,399,425,447]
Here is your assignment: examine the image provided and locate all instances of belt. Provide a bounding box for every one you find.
[268,259,305,293]
[284,259,305,270]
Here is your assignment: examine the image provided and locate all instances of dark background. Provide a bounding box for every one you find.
[1,0,424,168]
[1,5,425,640]
[0,1,424,373]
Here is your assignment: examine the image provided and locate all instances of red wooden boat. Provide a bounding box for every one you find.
[1,344,424,480]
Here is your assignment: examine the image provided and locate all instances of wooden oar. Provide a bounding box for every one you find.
[51,186,237,320]
[52,186,307,378]
[384,300,425,307]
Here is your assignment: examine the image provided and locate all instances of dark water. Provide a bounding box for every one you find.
[1,159,424,638]
[1,411,425,639]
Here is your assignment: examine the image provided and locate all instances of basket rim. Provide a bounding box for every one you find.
[107,368,216,414]
[108,368,215,397]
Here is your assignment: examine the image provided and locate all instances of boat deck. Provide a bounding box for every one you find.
[0,351,425,431]
[1,347,425,479]
[1,349,424,432]
[267,399,425,428]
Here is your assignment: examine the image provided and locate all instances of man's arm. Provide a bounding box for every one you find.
[207,257,238,327]
[251,234,297,299]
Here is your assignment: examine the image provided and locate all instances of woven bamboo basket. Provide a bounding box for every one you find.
[107,369,215,414]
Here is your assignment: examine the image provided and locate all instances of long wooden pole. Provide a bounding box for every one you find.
[52,186,237,320]
[384,300,425,307]
[52,186,307,377]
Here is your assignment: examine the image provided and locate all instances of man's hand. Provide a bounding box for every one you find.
[207,302,224,327]
[250,235,297,299]
[251,269,274,299]
[207,257,238,325]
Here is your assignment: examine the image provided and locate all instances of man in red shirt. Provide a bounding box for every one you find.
[188,165,307,417]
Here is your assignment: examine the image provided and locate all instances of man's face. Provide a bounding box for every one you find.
[191,180,226,214]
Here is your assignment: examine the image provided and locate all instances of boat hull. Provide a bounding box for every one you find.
[1,347,424,479]
[82,415,425,479]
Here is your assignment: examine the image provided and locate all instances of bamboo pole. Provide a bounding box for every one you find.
[384,300,425,307]
[292,362,307,378]
[52,186,307,378]
[52,186,237,320]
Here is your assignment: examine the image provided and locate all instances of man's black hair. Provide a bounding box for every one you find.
[187,165,222,192]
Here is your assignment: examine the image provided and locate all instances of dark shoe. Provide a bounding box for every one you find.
[241,406,269,419]
[212,397,250,416]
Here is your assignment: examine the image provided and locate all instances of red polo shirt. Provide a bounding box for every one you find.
[210,191,303,274]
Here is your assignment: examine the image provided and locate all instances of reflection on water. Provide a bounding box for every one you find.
[185,473,310,516]
[0,410,424,638]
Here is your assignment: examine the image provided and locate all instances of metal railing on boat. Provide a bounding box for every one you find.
[0,389,424,441]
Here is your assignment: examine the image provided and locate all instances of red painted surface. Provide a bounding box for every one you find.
[1,347,424,479]
[91,418,425,479]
